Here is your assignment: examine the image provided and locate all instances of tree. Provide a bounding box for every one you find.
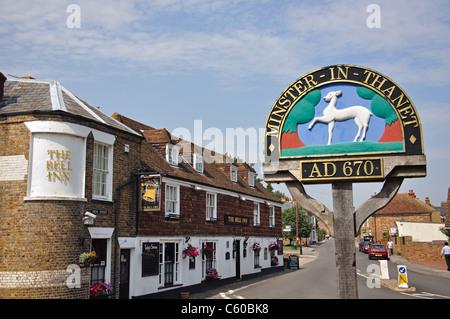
[273,190,288,201]
[440,227,450,241]
[281,89,321,149]
[282,206,312,243]
[356,85,402,142]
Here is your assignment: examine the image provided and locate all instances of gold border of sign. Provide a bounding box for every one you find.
[264,64,424,160]
[299,157,384,182]
[139,174,161,211]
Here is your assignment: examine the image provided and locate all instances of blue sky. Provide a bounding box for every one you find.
[1,0,450,210]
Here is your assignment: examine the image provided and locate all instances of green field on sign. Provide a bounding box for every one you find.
[280,141,404,157]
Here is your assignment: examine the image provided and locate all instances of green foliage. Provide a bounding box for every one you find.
[356,85,398,126]
[282,206,312,241]
[440,227,450,241]
[283,89,321,134]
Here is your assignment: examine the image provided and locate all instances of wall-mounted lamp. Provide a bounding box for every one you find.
[185,237,190,243]
[82,211,96,225]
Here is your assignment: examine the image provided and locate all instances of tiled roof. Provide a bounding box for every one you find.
[1,78,140,136]
[113,113,281,203]
[376,193,438,215]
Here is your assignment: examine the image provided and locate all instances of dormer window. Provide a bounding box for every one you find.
[194,153,204,174]
[166,144,179,166]
[230,165,237,182]
[248,172,255,187]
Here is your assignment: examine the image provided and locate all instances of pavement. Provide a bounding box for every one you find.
[379,252,450,292]
[388,254,450,278]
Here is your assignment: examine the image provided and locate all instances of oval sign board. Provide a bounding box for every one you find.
[264,65,425,183]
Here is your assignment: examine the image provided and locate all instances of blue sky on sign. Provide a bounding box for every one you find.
[1,0,450,209]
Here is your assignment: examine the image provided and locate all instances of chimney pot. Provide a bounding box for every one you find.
[0,72,6,104]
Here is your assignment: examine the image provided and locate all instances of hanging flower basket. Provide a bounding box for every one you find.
[269,242,281,253]
[202,245,214,258]
[206,268,218,279]
[182,244,199,258]
[271,256,279,266]
[251,242,261,253]
[79,251,97,266]
[90,282,113,299]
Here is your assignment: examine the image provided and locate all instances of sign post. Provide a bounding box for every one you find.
[332,182,358,298]
[397,265,409,288]
[263,65,426,298]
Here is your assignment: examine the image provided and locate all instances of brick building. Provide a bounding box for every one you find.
[113,114,283,298]
[0,74,282,299]
[359,190,440,242]
[0,74,143,298]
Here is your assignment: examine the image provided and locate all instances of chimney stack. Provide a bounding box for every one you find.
[425,197,431,205]
[408,189,416,198]
[0,72,6,104]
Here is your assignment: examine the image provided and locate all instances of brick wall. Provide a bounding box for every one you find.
[393,236,445,262]
[138,182,281,238]
[373,213,431,242]
[0,113,142,298]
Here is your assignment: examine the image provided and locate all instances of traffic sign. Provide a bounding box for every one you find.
[397,265,409,288]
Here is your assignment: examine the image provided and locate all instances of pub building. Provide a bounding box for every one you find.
[0,74,143,299]
[0,73,282,299]
[113,113,283,298]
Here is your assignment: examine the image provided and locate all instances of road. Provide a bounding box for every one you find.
[192,238,450,299]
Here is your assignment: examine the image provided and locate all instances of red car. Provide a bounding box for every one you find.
[363,241,372,253]
[368,244,388,260]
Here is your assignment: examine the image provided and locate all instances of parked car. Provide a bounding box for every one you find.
[363,241,372,253]
[359,236,373,252]
[368,244,388,260]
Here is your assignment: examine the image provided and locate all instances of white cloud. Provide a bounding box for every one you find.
[1,0,449,86]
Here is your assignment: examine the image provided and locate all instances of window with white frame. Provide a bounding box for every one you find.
[194,153,204,173]
[253,203,260,227]
[248,172,255,187]
[230,165,237,182]
[206,193,217,221]
[166,144,179,166]
[269,206,275,228]
[165,184,179,217]
[158,242,180,287]
[93,143,112,200]
[202,241,216,279]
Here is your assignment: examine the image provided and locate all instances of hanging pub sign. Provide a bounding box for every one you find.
[264,64,425,183]
[139,175,161,210]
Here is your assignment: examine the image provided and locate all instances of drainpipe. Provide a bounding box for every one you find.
[113,172,140,299]
[112,169,158,298]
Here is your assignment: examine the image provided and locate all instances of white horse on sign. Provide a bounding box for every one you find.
[308,90,372,145]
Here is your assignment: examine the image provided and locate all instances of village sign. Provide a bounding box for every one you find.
[263,65,426,298]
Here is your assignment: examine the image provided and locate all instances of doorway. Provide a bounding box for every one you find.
[235,240,241,279]
[159,242,180,287]
[119,249,130,299]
